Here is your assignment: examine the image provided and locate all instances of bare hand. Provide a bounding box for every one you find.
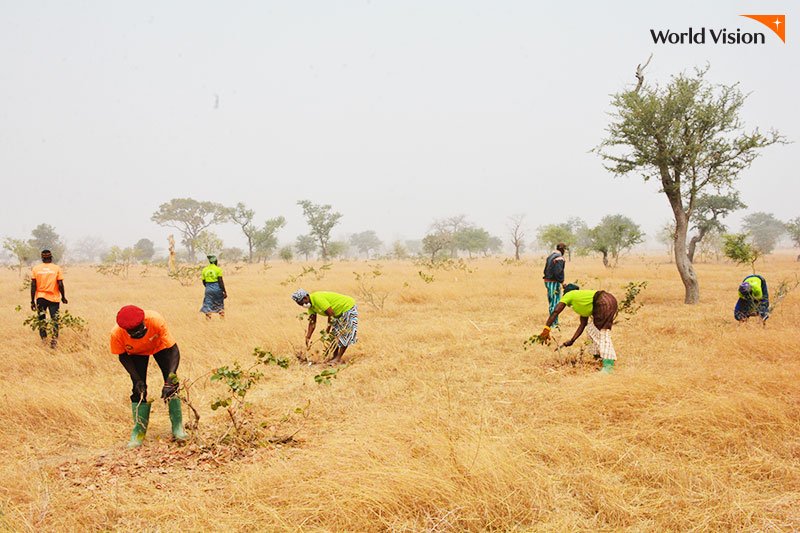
[562,340,574,347]
[30,301,36,311]
[62,297,68,304]
[305,337,311,349]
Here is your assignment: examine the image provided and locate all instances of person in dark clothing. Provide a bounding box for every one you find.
[542,243,567,325]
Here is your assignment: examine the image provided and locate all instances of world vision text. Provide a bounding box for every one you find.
[650,27,766,45]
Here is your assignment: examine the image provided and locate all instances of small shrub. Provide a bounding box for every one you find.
[169,265,204,286]
[280,264,332,287]
[23,309,87,337]
[617,280,648,319]
[210,347,290,439]
[418,271,435,283]
[314,363,348,386]
[353,264,388,311]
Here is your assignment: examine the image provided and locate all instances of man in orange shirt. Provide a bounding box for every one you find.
[30,249,68,348]
[111,305,187,448]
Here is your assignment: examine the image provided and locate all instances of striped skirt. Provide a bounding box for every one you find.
[586,320,617,361]
[544,281,562,325]
[332,304,358,347]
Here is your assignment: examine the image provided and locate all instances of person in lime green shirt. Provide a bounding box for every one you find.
[292,289,357,365]
[537,284,619,373]
[200,255,227,319]
[734,274,769,324]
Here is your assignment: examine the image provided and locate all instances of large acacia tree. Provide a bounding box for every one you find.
[596,63,784,303]
[151,198,228,260]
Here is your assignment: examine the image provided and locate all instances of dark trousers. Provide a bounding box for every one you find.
[36,298,60,339]
[120,344,181,402]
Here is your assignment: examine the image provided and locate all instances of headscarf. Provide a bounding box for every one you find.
[738,282,752,296]
[291,289,309,304]
[564,283,580,293]
[41,250,53,259]
[116,305,145,329]
[556,242,568,252]
[207,255,218,264]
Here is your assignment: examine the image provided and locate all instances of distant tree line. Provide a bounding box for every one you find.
[3,200,797,267]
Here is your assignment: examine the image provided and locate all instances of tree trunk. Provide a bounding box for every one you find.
[601,252,609,268]
[672,208,700,303]
[514,246,520,261]
[687,227,706,263]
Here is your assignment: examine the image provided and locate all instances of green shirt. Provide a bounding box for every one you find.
[740,276,763,299]
[202,264,223,283]
[560,290,597,317]
[309,291,355,317]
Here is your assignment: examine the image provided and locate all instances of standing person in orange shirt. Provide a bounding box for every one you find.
[30,249,68,348]
[111,305,188,448]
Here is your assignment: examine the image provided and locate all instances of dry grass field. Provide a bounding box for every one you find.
[1,254,799,532]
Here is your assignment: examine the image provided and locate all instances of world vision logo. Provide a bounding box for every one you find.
[650,15,785,44]
[740,15,785,42]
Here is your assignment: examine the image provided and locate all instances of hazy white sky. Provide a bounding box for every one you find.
[1,1,796,255]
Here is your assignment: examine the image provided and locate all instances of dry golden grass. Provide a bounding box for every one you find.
[1,255,799,532]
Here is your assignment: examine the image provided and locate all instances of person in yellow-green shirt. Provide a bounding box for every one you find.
[200,255,227,319]
[292,288,357,365]
[537,284,619,373]
[734,274,769,324]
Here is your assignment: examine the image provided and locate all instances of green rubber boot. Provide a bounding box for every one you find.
[599,359,615,374]
[127,402,151,449]
[168,397,187,441]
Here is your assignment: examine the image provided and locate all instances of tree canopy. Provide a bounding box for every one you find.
[227,202,258,262]
[722,233,760,273]
[586,214,645,267]
[741,212,785,254]
[151,198,228,259]
[134,238,156,261]
[29,223,66,262]
[295,234,318,261]
[786,217,800,260]
[350,231,383,258]
[193,231,224,257]
[253,217,287,262]
[687,192,746,262]
[595,64,784,302]
[536,224,575,252]
[454,227,490,258]
[297,200,342,261]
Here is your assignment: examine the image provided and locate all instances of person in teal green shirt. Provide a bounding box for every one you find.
[292,289,358,365]
[537,284,619,373]
[200,255,227,319]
